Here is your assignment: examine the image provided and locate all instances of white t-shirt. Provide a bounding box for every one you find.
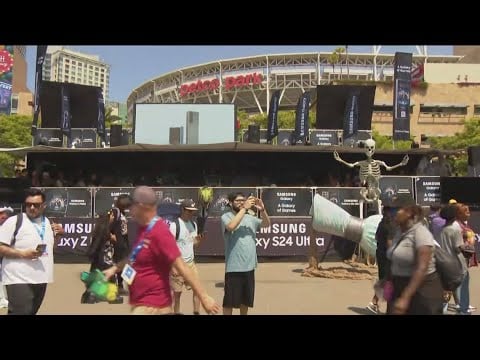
[0,214,54,285]
[169,218,197,264]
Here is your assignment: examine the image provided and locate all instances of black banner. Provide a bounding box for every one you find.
[208,187,257,217]
[343,90,359,141]
[292,92,310,144]
[31,45,48,136]
[70,129,97,149]
[61,84,71,143]
[379,176,414,206]
[152,187,199,205]
[51,217,93,263]
[260,188,312,217]
[266,90,280,142]
[310,130,338,146]
[315,187,362,217]
[43,187,92,218]
[36,128,63,147]
[94,187,134,217]
[97,88,106,144]
[393,52,412,141]
[414,176,441,206]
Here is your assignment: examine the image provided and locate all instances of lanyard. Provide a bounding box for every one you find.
[129,216,159,263]
[31,216,46,242]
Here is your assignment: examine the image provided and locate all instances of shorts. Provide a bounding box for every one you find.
[131,305,173,315]
[223,270,255,308]
[170,261,198,292]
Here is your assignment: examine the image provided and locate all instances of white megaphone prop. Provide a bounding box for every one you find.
[311,193,382,257]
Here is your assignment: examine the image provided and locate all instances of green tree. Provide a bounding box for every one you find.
[0,114,32,177]
[328,47,345,80]
[371,128,413,150]
[428,117,480,175]
[105,107,122,128]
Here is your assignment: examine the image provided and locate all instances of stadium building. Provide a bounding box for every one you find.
[127,46,480,142]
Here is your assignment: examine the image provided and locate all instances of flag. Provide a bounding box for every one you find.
[393,52,412,141]
[292,92,310,144]
[342,90,359,140]
[31,45,48,136]
[96,88,106,144]
[411,63,424,87]
[60,84,71,143]
[266,90,280,142]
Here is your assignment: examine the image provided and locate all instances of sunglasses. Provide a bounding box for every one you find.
[25,202,44,209]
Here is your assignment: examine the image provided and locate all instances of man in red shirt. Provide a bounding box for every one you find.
[104,186,219,315]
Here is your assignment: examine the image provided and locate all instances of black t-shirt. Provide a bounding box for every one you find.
[375,217,396,256]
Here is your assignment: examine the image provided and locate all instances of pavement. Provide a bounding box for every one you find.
[1,260,479,315]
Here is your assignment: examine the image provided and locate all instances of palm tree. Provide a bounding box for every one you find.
[328,51,340,82]
[104,107,122,129]
[335,47,346,79]
[328,47,346,81]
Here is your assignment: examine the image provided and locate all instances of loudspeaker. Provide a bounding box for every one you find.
[247,124,260,143]
[169,127,183,145]
[468,146,480,167]
[110,125,123,147]
[40,81,101,129]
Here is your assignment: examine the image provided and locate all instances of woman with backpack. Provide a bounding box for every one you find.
[386,202,443,315]
[438,204,469,315]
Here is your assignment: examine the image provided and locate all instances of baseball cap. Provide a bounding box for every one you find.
[181,199,198,211]
[0,205,14,213]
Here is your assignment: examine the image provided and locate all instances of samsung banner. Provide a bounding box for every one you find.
[342,90,359,143]
[414,176,441,206]
[266,90,280,142]
[379,176,414,206]
[392,52,412,141]
[31,45,48,135]
[292,92,310,144]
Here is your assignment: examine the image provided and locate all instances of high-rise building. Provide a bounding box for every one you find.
[43,46,110,99]
[0,45,33,116]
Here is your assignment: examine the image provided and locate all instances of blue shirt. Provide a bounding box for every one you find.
[221,211,262,273]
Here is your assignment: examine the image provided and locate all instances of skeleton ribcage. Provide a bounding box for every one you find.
[359,162,381,182]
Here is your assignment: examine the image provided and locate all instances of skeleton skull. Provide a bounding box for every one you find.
[364,139,376,157]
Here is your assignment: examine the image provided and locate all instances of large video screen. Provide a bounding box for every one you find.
[316,85,376,130]
[134,104,236,145]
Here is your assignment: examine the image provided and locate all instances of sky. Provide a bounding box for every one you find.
[25,46,453,103]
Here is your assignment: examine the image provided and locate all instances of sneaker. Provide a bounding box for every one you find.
[469,305,476,312]
[366,302,379,314]
[0,299,8,309]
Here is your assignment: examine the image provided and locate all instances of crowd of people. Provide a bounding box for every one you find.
[367,196,477,315]
[0,183,477,315]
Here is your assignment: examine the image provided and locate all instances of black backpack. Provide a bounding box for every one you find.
[434,246,464,291]
[392,227,464,291]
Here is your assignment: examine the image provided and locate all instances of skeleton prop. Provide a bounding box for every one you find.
[333,139,409,206]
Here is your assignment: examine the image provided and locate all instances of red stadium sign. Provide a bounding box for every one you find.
[179,72,263,97]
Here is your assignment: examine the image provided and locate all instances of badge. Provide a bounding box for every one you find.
[121,264,137,285]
